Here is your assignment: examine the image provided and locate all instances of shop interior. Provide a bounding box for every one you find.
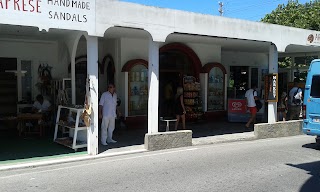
[158,50,203,121]
[228,66,249,99]
[0,55,84,162]
[0,32,151,163]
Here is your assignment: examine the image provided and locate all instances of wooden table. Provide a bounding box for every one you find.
[17,113,44,137]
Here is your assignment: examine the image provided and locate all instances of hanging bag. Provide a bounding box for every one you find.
[81,76,91,127]
[253,90,263,111]
[292,88,301,105]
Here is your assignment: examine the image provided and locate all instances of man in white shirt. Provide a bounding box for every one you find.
[288,80,303,120]
[99,83,117,145]
[32,94,52,113]
[245,84,258,128]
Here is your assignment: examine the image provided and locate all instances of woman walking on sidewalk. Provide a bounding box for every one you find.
[174,87,186,130]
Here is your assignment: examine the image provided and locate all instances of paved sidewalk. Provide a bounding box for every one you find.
[0,120,256,171]
[193,132,255,145]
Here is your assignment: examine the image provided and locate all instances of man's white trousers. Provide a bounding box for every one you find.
[101,117,115,143]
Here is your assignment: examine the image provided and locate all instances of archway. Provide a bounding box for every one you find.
[159,43,202,117]
[159,43,202,79]
[102,54,115,85]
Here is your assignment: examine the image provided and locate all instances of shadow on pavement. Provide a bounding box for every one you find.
[190,121,252,138]
[0,135,78,162]
[302,142,320,151]
[287,161,320,192]
[99,120,252,153]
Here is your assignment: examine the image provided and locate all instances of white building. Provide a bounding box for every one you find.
[1,0,319,155]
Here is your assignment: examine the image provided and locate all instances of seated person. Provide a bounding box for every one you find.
[23,95,52,135]
[32,94,52,113]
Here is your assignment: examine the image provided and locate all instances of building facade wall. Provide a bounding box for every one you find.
[0,38,61,99]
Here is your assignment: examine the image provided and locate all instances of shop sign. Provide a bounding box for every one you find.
[228,99,247,113]
[0,0,95,35]
[306,33,320,46]
[264,73,278,102]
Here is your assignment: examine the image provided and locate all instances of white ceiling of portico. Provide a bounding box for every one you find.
[104,27,272,53]
[167,33,272,53]
[1,25,320,54]
[285,44,320,53]
[104,27,151,39]
[105,27,320,54]
[0,24,77,41]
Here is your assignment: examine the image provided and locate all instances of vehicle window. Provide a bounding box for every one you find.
[311,75,320,98]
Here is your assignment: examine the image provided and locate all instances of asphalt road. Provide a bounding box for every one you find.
[1,135,320,192]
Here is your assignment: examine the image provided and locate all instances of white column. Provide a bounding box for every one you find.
[268,44,278,123]
[148,39,160,134]
[87,36,99,155]
[71,52,76,105]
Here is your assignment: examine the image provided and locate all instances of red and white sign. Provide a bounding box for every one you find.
[228,99,247,113]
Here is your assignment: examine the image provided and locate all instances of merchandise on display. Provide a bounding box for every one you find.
[183,76,203,121]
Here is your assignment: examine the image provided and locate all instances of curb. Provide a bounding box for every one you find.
[192,132,256,146]
[193,136,256,146]
[0,148,147,172]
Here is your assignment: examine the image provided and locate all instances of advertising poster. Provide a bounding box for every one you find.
[228,99,247,113]
[264,74,278,102]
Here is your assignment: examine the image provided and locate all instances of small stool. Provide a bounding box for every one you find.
[160,117,177,131]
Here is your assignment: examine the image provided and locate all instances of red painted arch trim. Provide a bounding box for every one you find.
[159,43,202,79]
[201,62,227,74]
[121,59,148,72]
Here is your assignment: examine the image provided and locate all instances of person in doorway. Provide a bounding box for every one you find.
[174,87,186,130]
[277,92,288,121]
[99,83,117,145]
[288,79,303,120]
[164,81,174,117]
[245,84,258,128]
[32,94,52,113]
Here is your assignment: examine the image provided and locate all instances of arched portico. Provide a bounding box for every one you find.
[160,43,202,80]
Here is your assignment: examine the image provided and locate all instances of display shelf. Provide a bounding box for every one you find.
[183,76,203,121]
[55,137,87,149]
[128,65,148,116]
[56,123,88,131]
[53,105,88,151]
[185,104,197,106]
[207,64,226,112]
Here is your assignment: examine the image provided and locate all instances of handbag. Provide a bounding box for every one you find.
[253,90,263,111]
[255,100,263,111]
[292,88,302,105]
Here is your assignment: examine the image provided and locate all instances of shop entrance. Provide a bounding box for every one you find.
[159,71,181,117]
[159,48,194,118]
[158,43,203,121]
[0,58,17,116]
